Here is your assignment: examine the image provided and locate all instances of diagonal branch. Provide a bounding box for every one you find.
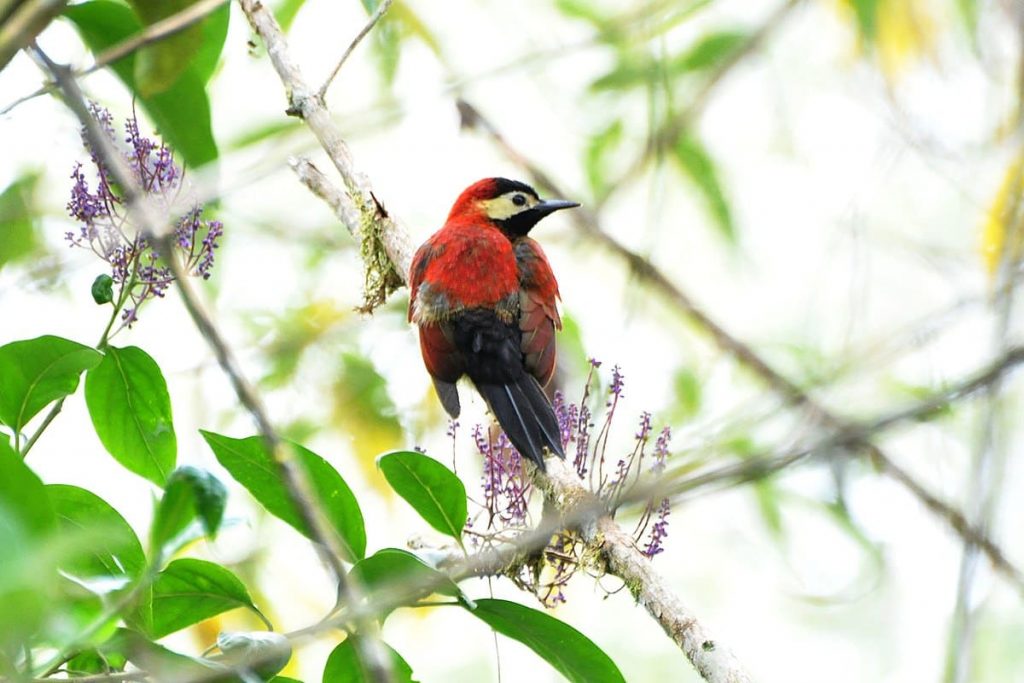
[455,98,1024,592]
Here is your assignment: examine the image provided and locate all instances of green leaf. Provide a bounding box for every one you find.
[63,1,219,167]
[466,599,625,683]
[671,30,748,72]
[102,628,223,679]
[0,335,102,433]
[332,352,402,464]
[85,345,176,486]
[350,548,461,618]
[322,638,415,683]
[360,0,400,85]
[48,484,146,581]
[201,431,366,561]
[377,451,467,542]
[672,133,735,243]
[0,172,43,270]
[150,466,227,557]
[91,274,115,304]
[147,558,267,638]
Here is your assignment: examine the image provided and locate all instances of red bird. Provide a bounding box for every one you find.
[409,178,578,470]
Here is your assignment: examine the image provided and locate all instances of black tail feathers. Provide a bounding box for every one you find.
[475,374,564,471]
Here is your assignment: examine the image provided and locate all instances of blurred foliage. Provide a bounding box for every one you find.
[0,173,43,271]
[980,152,1024,280]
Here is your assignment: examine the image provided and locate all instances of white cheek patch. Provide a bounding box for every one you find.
[480,194,538,220]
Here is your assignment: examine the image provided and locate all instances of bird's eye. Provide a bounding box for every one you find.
[512,194,527,207]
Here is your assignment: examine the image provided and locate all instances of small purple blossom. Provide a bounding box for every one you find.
[642,498,671,558]
[65,103,223,329]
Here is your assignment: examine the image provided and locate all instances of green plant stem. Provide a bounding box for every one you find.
[20,274,134,459]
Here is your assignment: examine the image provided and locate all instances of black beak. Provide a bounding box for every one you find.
[533,199,581,217]
[498,198,580,238]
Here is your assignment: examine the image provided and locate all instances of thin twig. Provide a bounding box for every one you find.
[317,0,393,100]
[455,97,1024,592]
[0,0,229,116]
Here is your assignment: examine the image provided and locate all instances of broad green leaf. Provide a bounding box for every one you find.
[671,30,748,72]
[672,133,735,243]
[63,1,219,167]
[0,335,102,433]
[466,599,625,683]
[377,451,466,542]
[217,631,292,679]
[0,172,43,270]
[150,466,226,558]
[147,558,267,638]
[85,345,176,486]
[201,431,366,561]
[350,548,460,618]
[323,638,414,683]
[48,484,146,581]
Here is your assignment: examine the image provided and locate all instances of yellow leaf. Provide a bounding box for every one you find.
[981,155,1024,279]
[875,0,937,77]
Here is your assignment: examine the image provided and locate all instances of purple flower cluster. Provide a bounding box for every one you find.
[65,103,222,327]
[460,360,675,606]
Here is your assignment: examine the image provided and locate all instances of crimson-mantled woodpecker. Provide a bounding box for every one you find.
[409,178,578,471]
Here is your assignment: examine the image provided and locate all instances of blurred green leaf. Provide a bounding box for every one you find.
[0,438,55,536]
[275,0,306,31]
[584,120,624,197]
[360,0,400,85]
[64,1,219,167]
[670,368,702,421]
[378,450,466,542]
[103,628,222,679]
[0,335,102,434]
[672,30,748,72]
[671,133,735,243]
[85,345,176,487]
[955,0,978,37]
[228,119,304,151]
[465,599,625,683]
[849,0,881,42]
[323,637,415,683]
[0,439,57,643]
[147,559,268,638]
[67,647,128,675]
[333,351,402,468]
[150,466,227,558]
[0,172,43,270]
[201,431,366,561]
[350,548,461,618]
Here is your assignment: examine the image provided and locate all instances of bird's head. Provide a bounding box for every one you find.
[447,178,579,239]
